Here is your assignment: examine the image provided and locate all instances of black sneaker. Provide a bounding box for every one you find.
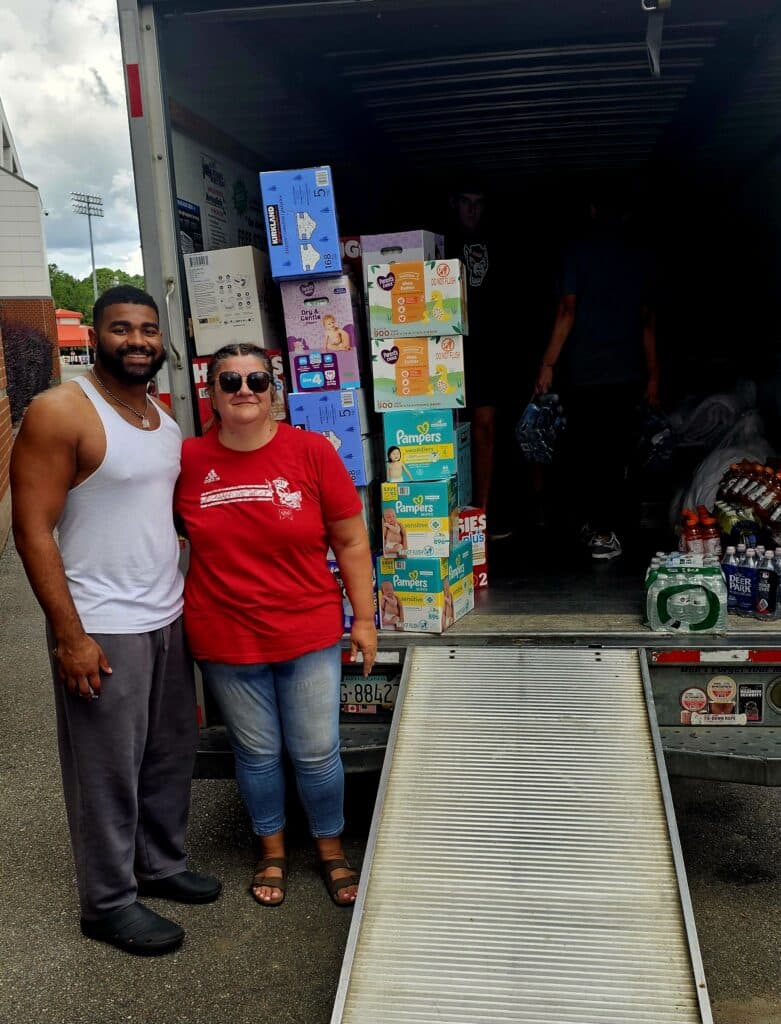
[588,532,622,560]
[81,902,184,956]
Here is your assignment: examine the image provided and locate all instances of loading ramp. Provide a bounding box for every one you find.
[332,647,712,1024]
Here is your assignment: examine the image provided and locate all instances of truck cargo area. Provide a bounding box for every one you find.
[137,0,781,623]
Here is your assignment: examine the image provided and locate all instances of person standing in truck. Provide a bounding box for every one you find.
[10,286,220,956]
[175,342,377,909]
[535,190,660,560]
[446,184,514,540]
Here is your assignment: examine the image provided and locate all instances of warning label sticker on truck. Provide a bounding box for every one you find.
[737,684,763,722]
[690,712,748,725]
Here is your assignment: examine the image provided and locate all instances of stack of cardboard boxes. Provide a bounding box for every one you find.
[362,232,476,634]
[183,164,486,636]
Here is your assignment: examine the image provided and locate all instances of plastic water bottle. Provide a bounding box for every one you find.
[754,551,779,620]
[722,546,738,613]
[736,543,747,564]
[736,549,758,617]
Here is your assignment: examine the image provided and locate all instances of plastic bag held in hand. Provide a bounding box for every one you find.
[515,393,566,464]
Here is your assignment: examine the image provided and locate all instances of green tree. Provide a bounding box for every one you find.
[49,265,146,324]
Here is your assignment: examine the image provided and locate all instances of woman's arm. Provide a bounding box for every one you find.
[328,514,377,676]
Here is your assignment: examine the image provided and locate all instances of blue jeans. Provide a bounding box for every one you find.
[201,644,344,838]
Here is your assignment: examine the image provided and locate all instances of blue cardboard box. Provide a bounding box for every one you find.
[288,389,375,485]
[260,167,342,280]
[382,410,457,482]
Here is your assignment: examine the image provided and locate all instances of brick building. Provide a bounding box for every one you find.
[0,97,57,549]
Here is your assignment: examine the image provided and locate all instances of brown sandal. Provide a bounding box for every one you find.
[320,858,359,906]
[250,856,287,907]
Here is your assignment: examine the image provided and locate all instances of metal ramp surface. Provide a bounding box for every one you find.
[332,647,712,1024]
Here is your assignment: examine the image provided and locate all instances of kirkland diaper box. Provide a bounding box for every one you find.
[382,410,457,482]
[288,389,375,485]
[360,230,444,284]
[377,540,474,634]
[327,556,380,631]
[381,479,458,558]
[260,166,342,280]
[281,275,364,390]
[183,246,280,355]
[371,336,466,411]
[367,260,468,339]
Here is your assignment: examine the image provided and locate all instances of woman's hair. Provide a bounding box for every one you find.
[206,343,273,388]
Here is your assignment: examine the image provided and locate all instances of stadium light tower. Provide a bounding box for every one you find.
[71,192,104,300]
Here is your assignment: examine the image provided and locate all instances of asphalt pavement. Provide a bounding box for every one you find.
[2,531,781,1024]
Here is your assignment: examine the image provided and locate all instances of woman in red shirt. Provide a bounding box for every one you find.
[175,343,377,907]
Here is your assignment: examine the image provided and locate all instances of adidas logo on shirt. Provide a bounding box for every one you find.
[203,469,221,484]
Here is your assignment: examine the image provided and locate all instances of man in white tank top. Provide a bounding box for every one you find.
[11,286,220,955]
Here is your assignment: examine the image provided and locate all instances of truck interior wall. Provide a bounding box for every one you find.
[157,0,781,544]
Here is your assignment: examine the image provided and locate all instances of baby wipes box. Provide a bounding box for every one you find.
[371,336,466,411]
[183,246,280,355]
[260,166,341,280]
[367,260,468,339]
[360,230,444,284]
[281,275,363,390]
[381,478,458,558]
[376,540,473,634]
[288,389,375,485]
[382,410,456,482]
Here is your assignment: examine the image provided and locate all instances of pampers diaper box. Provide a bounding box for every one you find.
[367,260,468,339]
[183,246,280,355]
[288,389,375,485]
[377,540,474,634]
[381,479,458,558]
[382,410,457,482]
[360,230,444,284]
[260,166,341,280]
[281,275,363,391]
[371,336,466,411]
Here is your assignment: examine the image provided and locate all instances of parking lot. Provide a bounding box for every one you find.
[2,537,781,1024]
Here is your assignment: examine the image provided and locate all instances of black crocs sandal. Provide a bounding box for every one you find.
[250,856,288,907]
[80,902,184,956]
[320,858,359,906]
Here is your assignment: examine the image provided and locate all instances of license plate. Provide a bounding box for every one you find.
[340,678,399,711]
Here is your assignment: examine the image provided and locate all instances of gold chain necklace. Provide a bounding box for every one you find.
[92,371,152,430]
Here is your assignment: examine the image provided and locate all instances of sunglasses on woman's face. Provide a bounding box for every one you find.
[217,370,272,394]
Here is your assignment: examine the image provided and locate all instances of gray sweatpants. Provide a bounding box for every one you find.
[50,617,197,919]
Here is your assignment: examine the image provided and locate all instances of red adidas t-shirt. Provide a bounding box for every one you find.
[175,423,362,663]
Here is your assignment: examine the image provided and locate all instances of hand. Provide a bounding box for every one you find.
[350,619,377,677]
[645,372,661,408]
[53,633,112,699]
[535,364,553,395]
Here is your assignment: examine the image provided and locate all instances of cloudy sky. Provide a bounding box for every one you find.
[0,0,142,279]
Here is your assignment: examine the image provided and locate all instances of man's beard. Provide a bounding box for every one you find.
[95,338,167,384]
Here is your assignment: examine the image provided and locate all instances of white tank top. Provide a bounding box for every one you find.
[56,375,184,633]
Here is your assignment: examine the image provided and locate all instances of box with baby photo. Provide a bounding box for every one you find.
[381,479,458,558]
[281,275,364,391]
[376,541,473,634]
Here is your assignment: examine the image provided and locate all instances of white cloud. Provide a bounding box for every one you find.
[0,0,141,279]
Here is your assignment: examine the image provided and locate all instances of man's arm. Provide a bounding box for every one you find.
[328,514,377,677]
[535,293,576,394]
[641,304,660,406]
[11,394,111,698]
